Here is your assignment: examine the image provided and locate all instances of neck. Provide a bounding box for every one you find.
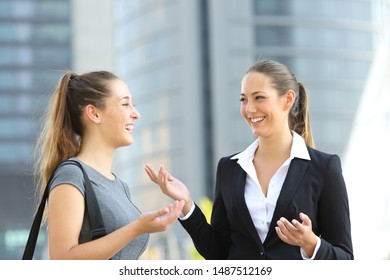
[256,128,293,159]
[77,135,115,178]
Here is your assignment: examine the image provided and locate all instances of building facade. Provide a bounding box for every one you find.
[114,0,209,259]
[0,0,72,259]
[344,0,390,259]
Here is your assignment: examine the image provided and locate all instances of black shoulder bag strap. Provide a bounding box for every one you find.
[22,160,107,260]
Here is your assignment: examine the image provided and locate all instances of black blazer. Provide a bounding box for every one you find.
[180,147,353,260]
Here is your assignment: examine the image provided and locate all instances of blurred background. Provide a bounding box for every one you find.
[0,0,389,260]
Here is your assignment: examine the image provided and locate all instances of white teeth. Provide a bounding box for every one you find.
[125,125,134,130]
[251,117,265,123]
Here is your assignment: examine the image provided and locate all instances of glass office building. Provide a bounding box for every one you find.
[0,0,71,259]
[114,0,209,259]
[251,0,374,155]
[344,0,390,259]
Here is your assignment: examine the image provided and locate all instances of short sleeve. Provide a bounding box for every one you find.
[49,162,85,196]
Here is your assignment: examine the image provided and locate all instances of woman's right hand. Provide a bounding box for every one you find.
[144,164,193,215]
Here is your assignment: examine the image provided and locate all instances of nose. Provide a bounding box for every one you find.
[131,106,140,120]
[245,100,256,114]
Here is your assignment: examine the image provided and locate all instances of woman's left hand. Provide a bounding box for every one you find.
[135,200,185,234]
[275,212,318,258]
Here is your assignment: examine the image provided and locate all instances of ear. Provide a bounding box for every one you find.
[284,90,296,111]
[85,104,101,124]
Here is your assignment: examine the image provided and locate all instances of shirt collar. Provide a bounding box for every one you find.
[231,131,311,162]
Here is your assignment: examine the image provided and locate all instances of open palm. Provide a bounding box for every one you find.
[144,164,193,214]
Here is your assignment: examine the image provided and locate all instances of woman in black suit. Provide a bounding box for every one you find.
[145,59,353,260]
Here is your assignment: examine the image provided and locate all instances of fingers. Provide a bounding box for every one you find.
[276,213,311,234]
[276,214,315,247]
[137,200,185,234]
[161,200,184,221]
[145,164,171,186]
[275,226,288,242]
[167,172,174,182]
[158,165,165,185]
[299,212,312,227]
[276,217,298,238]
[172,200,185,214]
[144,164,158,183]
[152,206,169,220]
[145,164,171,188]
[153,200,185,229]
[276,217,304,247]
[159,166,171,186]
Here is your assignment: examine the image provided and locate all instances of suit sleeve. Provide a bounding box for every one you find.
[315,154,354,259]
[179,158,231,259]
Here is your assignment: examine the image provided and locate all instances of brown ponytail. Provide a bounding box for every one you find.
[289,82,315,148]
[246,59,315,147]
[34,72,79,205]
[33,70,118,220]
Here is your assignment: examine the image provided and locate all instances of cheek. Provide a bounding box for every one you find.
[105,112,125,128]
[114,110,127,120]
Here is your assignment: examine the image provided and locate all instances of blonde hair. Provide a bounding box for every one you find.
[246,59,315,148]
[34,70,118,219]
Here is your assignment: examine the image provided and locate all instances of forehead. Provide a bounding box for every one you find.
[107,79,132,100]
[241,72,273,93]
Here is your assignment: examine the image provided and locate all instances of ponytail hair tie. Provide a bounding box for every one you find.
[70,74,79,81]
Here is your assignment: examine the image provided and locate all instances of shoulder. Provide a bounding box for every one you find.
[307,146,340,162]
[215,152,243,176]
[57,159,84,173]
[53,160,85,181]
[50,159,85,194]
[218,152,240,165]
[306,147,342,173]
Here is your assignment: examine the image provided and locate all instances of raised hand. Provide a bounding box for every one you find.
[144,164,193,215]
[135,200,185,234]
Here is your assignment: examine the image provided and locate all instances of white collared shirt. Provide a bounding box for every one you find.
[230,131,310,243]
[230,131,320,259]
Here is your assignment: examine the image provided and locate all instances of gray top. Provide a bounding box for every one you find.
[49,158,149,260]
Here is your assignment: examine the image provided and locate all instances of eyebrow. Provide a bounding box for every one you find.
[120,96,131,101]
[240,91,267,96]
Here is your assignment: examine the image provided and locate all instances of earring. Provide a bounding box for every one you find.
[96,119,100,123]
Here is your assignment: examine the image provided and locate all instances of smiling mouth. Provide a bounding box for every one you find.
[250,117,265,124]
[125,124,134,132]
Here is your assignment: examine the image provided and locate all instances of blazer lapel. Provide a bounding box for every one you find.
[233,163,263,248]
[264,158,309,244]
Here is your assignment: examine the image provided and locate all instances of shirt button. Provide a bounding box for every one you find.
[260,250,264,255]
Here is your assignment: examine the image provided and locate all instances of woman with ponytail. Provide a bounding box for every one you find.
[34,71,184,259]
[145,59,353,260]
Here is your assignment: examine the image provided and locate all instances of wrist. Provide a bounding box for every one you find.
[302,234,318,257]
[182,199,193,215]
[129,218,143,237]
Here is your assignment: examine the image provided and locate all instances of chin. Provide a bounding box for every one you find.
[251,127,260,136]
[119,138,133,147]
[251,128,266,138]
